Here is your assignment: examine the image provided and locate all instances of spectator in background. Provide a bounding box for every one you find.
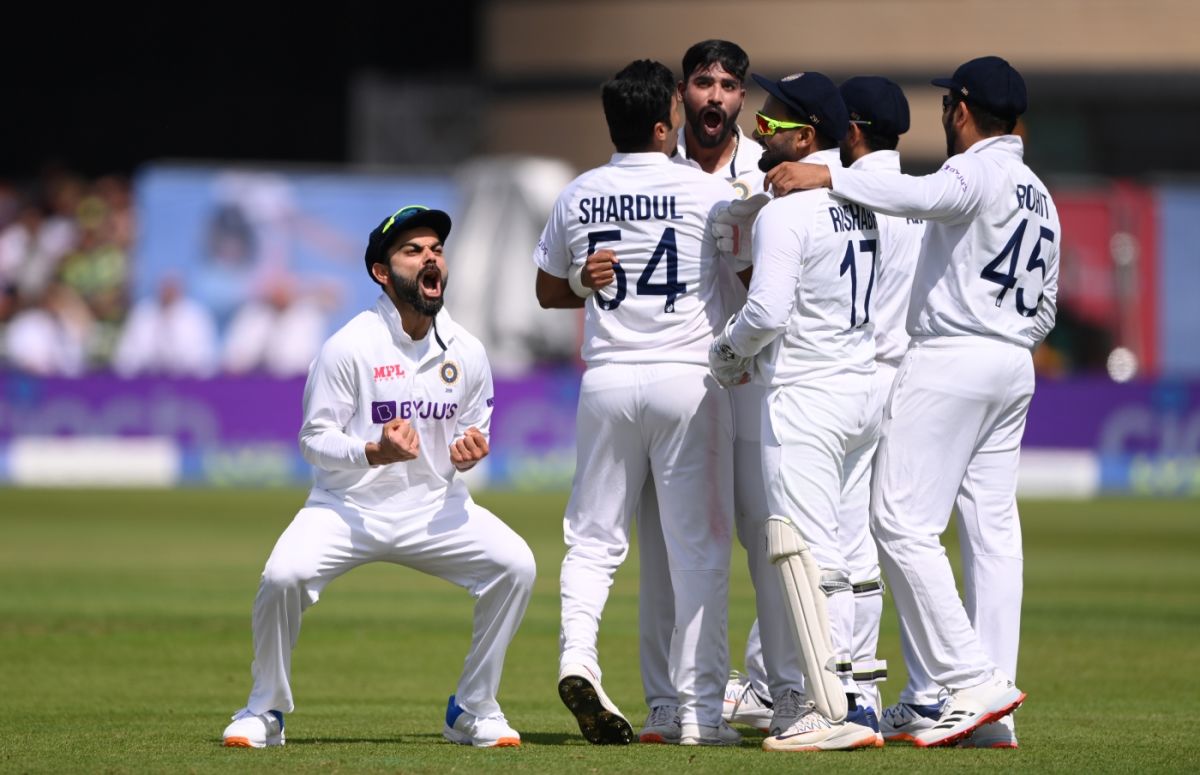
[59,178,134,364]
[4,282,92,376]
[112,276,219,378]
[0,201,76,300]
[221,274,330,376]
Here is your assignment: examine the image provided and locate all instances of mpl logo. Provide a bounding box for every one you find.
[373,364,406,381]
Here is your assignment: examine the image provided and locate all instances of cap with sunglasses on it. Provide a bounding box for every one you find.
[751,71,849,143]
[364,205,453,279]
[932,56,1027,119]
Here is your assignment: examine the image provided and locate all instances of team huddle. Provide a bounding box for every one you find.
[219,40,1060,753]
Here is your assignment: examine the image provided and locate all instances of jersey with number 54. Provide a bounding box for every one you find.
[534,152,739,366]
[726,148,880,385]
[827,135,1060,348]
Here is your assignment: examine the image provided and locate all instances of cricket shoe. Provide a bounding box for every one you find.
[723,672,772,732]
[913,673,1025,748]
[958,717,1019,749]
[879,700,943,742]
[680,720,742,746]
[222,708,285,748]
[558,662,634,745]
[442,695,521,748]
[639,704,681,744]
[768,688,806,736]
[762,703,883,752]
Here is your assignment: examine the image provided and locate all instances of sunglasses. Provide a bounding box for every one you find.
[381,205,431,235]
[942,94,960,111]
[755,111,811,136]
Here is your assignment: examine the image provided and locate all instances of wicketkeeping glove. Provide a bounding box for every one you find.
[711,193,771,263]
[708,316,753,387]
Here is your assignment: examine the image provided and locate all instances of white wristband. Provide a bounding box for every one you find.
[568,262,593,298]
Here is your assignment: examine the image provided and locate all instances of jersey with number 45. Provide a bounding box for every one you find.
[726,148,880,385]
[534,152,740,366]
[827,135,1059,348]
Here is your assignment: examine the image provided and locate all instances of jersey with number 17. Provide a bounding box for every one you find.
[534,152,739,366]
[828,135,1060,348]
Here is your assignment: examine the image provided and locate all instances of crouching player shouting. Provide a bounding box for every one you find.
[222,205,536,749]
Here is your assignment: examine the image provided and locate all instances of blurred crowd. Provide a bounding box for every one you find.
[0,170,330,379]
[0,169,1117,381]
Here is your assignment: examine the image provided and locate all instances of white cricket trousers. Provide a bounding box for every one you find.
[873,336,1030,694]
[638,384,804,708]
[761,371,881,699]
[244,490,536,719]
[738,366,892,705]
[560,361,733,728]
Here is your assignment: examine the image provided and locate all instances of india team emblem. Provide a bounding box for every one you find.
[440,361,460,385]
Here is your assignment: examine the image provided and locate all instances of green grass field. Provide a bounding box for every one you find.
[1,489,1197,773]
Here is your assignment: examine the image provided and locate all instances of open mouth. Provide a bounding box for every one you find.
[419,266,443,299]
[701,108,726,135]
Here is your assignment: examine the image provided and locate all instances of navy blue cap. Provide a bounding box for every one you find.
[752,71,849,142]
[839,76,910,136]
[932,56,1027,118]
[364,205,452,279]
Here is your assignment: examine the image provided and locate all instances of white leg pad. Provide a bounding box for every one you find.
[765,516,848,722]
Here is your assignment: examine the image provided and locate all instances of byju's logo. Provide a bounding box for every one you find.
[371,401,397,423]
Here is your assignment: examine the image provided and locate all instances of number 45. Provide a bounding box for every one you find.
[980,219,1055,317]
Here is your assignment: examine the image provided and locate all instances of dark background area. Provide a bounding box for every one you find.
[1,3,481,178]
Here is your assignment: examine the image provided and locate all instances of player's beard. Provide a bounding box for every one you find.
[943,108,959,157]
[687,104,737,150]
[758,145,793,174]
[390,263,447,317]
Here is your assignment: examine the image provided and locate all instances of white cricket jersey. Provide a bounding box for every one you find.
[674,126,770,443]
[298,295,494,514]
[672,125,768,319]
[727,148,879,385]
[827,135,1059,348]
[850,150,926,366]
[674,124,766,202]
[534,152,738,366]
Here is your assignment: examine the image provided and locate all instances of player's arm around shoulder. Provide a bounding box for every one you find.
[448,334,494,472]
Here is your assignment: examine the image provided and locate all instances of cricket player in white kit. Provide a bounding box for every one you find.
[534,59,741,747]
[833,76,925,721]
[709,71,885,752]
[724,77,927,738]
[627,40,791,743]
[767,55,1059,748]
[222,205,536,750]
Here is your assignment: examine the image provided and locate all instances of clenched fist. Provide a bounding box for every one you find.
[450,427,489,471]
[366,418,420,465]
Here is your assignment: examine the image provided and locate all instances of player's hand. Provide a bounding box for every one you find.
[713,193,771,259]
[583,249,618,290]
[708,318,753,388]
[567,249,617,298]
[367,418,420,465]
[450,426,489,471]
[765,162,832,197]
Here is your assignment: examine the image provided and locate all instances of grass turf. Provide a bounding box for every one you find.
[0,489,1197,773]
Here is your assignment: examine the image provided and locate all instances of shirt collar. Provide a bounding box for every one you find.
[850,149,901,172]
[673,124,759,179]
[609,151,675,167]
[374,293,455,355]
[964,134,1024,159]
[804,147,844,168]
